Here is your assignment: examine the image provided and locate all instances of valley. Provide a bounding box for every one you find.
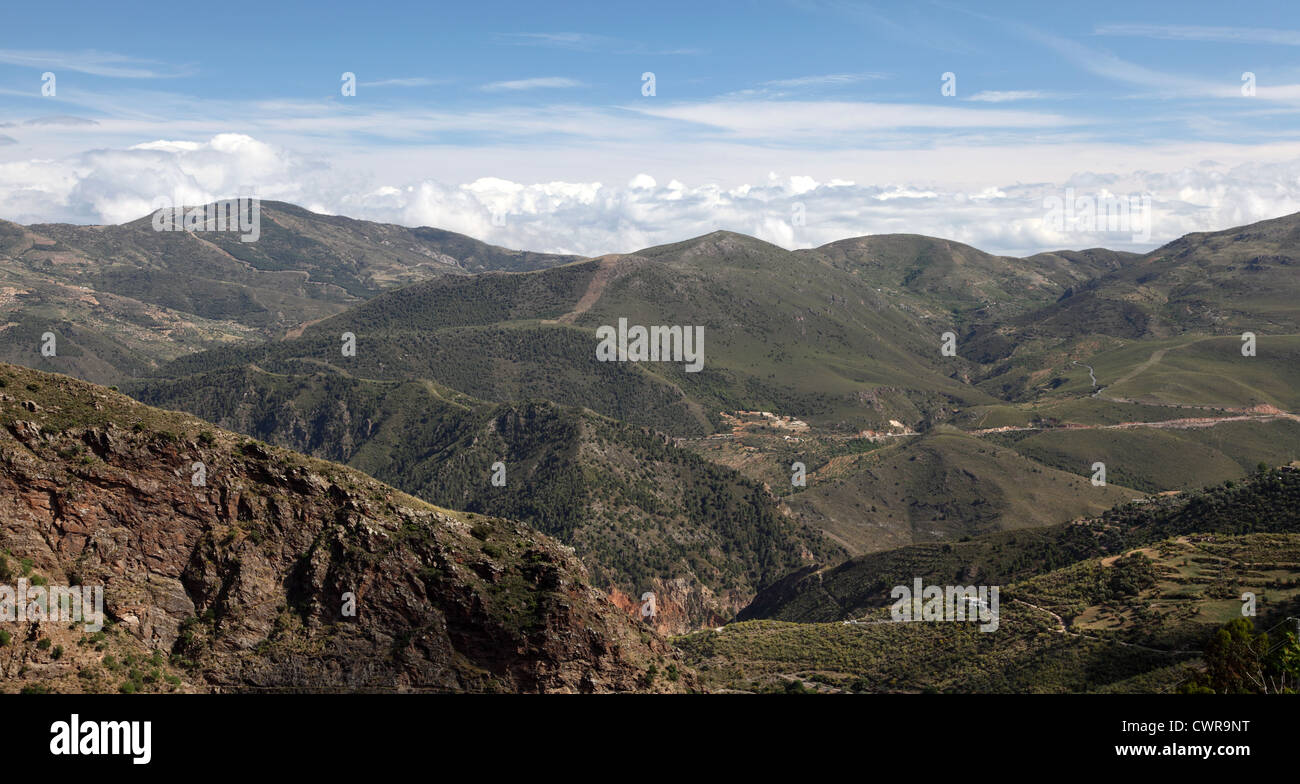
[4,202,1300,692]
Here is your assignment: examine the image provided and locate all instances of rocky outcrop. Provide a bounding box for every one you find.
[0,364,691,692]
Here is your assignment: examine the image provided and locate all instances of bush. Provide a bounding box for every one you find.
[784,679,814,694]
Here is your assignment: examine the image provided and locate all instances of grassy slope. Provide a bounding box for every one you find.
[782,431,1138,554]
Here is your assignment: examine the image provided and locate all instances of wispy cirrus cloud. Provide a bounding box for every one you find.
[1094,24,1300,47]
[495,32,613,50]
[764,73,887,89]
[627,99,1074,138]
[964,90,1053,103]
[723,72,889,100]
[940,8,1300,103]
[1011,23,1299,100]
[0,49,191,78]
[25,115,99,126]
[359,77,447,88]
[482,77,585,91]
[494,32,702,55]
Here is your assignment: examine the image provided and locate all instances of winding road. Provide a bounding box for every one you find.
[1071,360,1103,397]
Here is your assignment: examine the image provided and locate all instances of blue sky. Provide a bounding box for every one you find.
[4,0,1300,255]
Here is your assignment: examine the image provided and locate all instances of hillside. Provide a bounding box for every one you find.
[1057,212,1300,337]
[962,214,1300,403]
[0,202,579,384]
[803,234,1139,328]
[685,468,1300,693]
[0,363,689,693]
[119,212,1300,592]
[125,364,839,631]
[739,465,1300,623]
[147,232,993,436]
[9,205,1300,641]
[778,430,1139,553]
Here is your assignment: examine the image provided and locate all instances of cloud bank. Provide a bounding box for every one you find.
[4,133,1300,257]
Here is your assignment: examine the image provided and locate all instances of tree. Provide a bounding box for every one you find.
[1196,618,1300,694]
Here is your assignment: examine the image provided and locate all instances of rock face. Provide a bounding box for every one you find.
[0,364,691,693]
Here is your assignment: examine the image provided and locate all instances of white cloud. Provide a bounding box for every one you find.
[1094,24,1300,47]
[482,77,585,91]
[965,90,1051,103]
[763,73,888,88]
[5,133,1300,259]
[25,115,99,126]
[494,32,703,55]
[359,77,444,88]
[497,32,610,49]
[1015,22,1300,102]
[723,73,891,100]
[0,133,319,225]
[0,49,190,78]
[626,100,1075,138]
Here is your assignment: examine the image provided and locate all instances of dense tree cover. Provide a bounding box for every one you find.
[129,367,838,624]
[1183,618,1300,694]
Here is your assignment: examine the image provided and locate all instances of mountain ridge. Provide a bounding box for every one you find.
[0,361,690,693]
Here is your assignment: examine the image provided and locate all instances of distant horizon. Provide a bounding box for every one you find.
[4,1,1300,257]
[8,196,1293,260]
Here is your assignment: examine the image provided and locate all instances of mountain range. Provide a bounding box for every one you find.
[4,202,1300,692]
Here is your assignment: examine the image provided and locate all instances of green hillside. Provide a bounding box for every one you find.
[0,203,578,384]
[127,364,839,630]
[739,465,1300,624]
[684,468,1300,692]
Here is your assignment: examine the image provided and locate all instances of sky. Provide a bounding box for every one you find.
[4,0,1300,255]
